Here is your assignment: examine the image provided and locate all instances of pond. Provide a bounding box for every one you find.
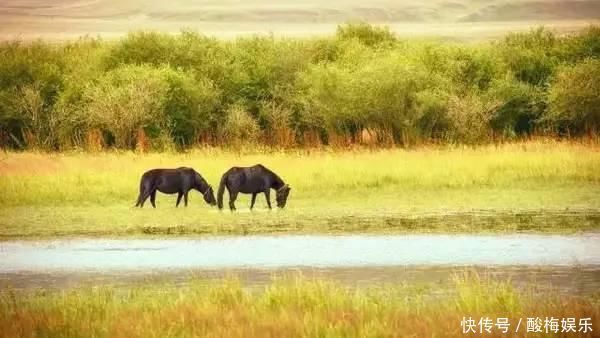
[1,234,598,292]
[1,234,598,271]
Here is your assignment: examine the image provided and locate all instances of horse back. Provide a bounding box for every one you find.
[141,168,194,184]
[223,164,276,193]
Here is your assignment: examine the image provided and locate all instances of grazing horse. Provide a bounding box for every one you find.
[217,164,291,210]
[135,167,216,208]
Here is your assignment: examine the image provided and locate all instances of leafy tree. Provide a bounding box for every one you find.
[547,58,600,134]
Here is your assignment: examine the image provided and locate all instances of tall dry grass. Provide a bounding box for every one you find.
[0,272,597,337]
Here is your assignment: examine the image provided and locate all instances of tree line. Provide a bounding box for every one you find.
[1,23,599,150]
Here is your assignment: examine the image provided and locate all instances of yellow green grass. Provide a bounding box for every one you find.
[1,140,599,238]
[1,272,598,338]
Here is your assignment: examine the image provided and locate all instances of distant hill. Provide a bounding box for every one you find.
[1,0,599,40]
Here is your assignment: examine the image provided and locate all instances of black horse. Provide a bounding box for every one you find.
[217,164,291,210]
[135,167,216,208]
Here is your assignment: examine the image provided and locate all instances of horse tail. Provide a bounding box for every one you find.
[217,172,228,210]
[135,175,146,207]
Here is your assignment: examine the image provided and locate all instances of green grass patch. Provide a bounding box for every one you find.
[1,142,599,238]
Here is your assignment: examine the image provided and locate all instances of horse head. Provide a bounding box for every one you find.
[203,185,217,206]
[276,184,291,208]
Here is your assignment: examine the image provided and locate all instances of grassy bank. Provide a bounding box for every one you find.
[0,141,599,238]
[1,272,598,337]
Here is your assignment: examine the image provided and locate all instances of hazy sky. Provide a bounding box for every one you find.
[1,0,599,40]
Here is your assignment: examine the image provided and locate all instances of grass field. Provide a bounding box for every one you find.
[1,0,599,40]
[1,272,598,337]
[1,141,599,239]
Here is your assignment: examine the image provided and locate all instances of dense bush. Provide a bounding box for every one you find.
[0,24,599,150]
[498,28,560,86]
[547,58,600,134]
[0,41,65,149]
[336,22,397,47]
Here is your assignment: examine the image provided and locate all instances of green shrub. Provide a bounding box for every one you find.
[558,25,600,62]
[295,51,443,144]
[416,89,452,140]
[160,70,221,146]
[498,28,559,86]
[336,22,396,47]
[104,31,229,92]
[222,103,261,147]
[0,40,65,149]
[445,94,496,143]
[81,65,169,149]
[445,46,502,94]
[487,78,545,137]
[547,58,600,134]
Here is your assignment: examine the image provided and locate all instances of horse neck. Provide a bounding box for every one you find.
[194,174,209,192]
[270,173,285,190]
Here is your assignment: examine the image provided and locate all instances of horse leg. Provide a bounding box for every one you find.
[150,190,157,208]
[228,190,238,211]
[264,190,272,209]
[250,193,257,210]
[176,192,183,207]
[184,191,189,207]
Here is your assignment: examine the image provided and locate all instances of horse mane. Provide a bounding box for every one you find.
[256,164,284,189]
[192,170,210,191]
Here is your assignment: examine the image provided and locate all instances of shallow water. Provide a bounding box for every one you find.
[1,234,598,272]
[1,234,599,293]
